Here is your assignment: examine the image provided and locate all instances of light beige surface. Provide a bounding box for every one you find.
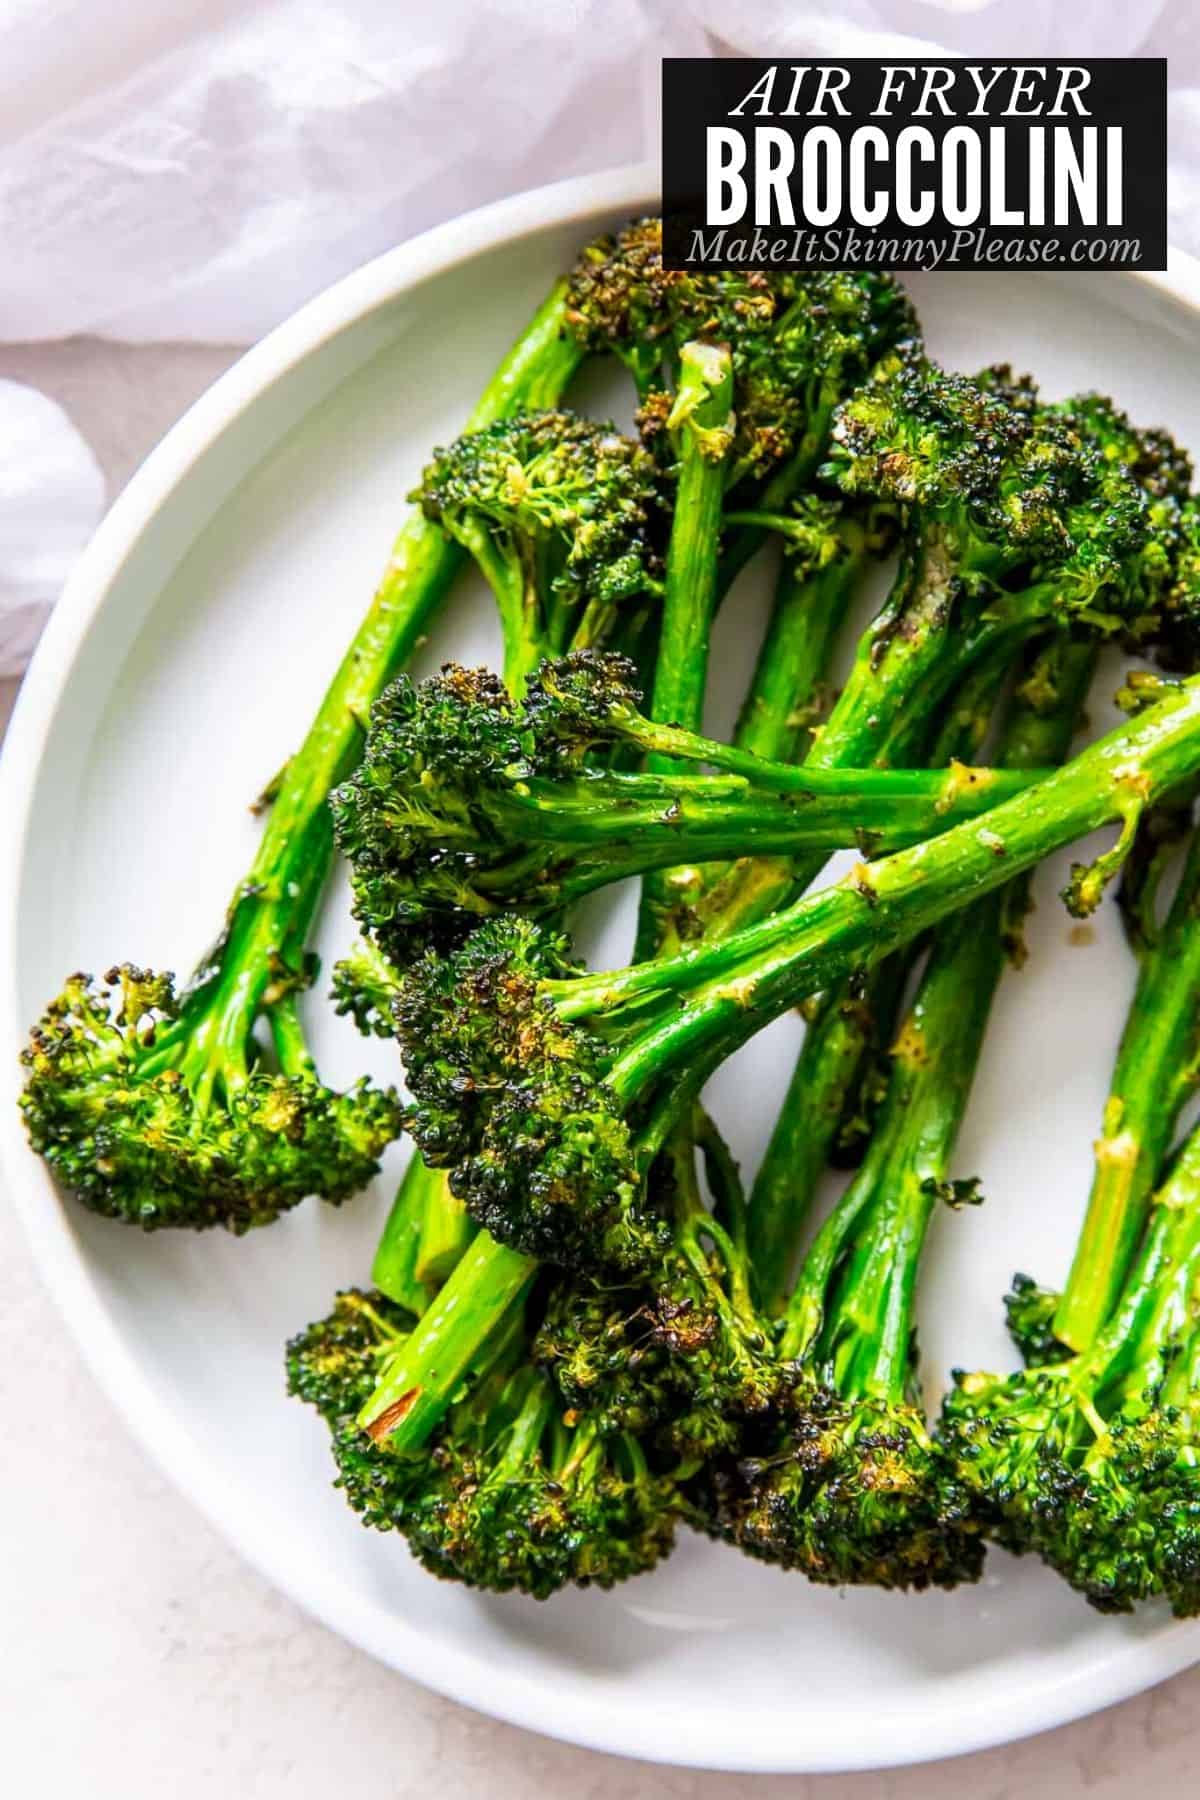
[3,339,1199,1798]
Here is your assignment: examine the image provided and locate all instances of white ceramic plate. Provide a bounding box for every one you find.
[6,166,1200,1775]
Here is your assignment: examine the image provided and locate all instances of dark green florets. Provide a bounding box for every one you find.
[330,937,403,1042]
[330,663,529,964]
[565,217,918,485]
[395,917,667,1275]
[828,355,1176,630]
[21,966,402,1232]
[1045,392,1193,504]
[1152,492,1200,673]
[288,1291,677,1598]
[938,1364,1200,1615]
[827,352,1038,523]
[402,1365,677,1598]
[564,216,777,395]
[1033,395,1184,622]
[535,1248,782,1462]
[330,653,651,964]
[286,1288,424,1529]
[1004,1272,1070,1367]
[704,1387,985,1592]
[534,1278,676,1440]
[414,409,663,632]
[519,648,644,770]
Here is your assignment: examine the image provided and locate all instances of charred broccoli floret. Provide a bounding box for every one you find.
[706,1391,980,1592]
[403,1361,676,1597]
[940,1118,1200,1616]
[794,360,1184,784]
[533,1127,783,1464]
[412,409,662,694]
[22,951,402,1233]
[396,915,666,1276]
[287,1286,677,1598]
[287,1287,422,1526]
[565,217,917,500]
[1150,491,1200,673]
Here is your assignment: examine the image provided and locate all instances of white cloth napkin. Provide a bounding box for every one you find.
[2,0,1198,669]
[0,381,104,676]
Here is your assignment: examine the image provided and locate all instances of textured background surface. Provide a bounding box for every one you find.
[4,338,1200,1796]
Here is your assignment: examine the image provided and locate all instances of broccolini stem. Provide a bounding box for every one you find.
[357,1230,536,1450]
[781,638,1097,1382]
[460,764,1037,904]
[457,517,547,698]
[692,1103,749,1255]
[749,962,907,1315]
[746,647,1019,1307]
[668,511,876,951]
[1054,821,1200,1352]
[658,525,979,954]
[818,902,1011,1397]
[1078,1123,1200,1404]
[634,340,736,959]
[806,525,959,773]
[733,524,870,767]
[575,664,1200,1097]
[414,1178,476,1288]
[371,1155,436,1313]
[493,1372,557,1485]
[265,991,315,1080]
[178,279,584,1069]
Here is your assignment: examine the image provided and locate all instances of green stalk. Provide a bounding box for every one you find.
[1054,821,1200,1352]
[358,1230,537,1446]
[780,638,1097,1377]
[186,278,584,1064]
[749,963,907,1315]
[349,286,588,1305]
[634,339,735,959]
[746,648,1019,1308]
[558,669,1200,1095]
[732,526,871,767]
[1071,1123,1200,1409]
[789,899,1006,1380]
[652,527,985,960]
[678,510,879,948]
[371,1155,435,1313]
[414,1180,476,1288]
[495,730,1041,816]
[804,526,962,773]
[461,761,1037,903]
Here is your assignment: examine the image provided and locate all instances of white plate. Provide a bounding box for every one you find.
[5,166,1200,1775]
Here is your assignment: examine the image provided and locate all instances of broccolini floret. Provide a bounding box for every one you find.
[412,409,663,694]
[287,1287,677,1598]
[565,217,918,503]
[329,650,1039,966]
[940,1115,1200,1616]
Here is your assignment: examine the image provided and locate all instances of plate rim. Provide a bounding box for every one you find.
[5,164,1200,1773]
